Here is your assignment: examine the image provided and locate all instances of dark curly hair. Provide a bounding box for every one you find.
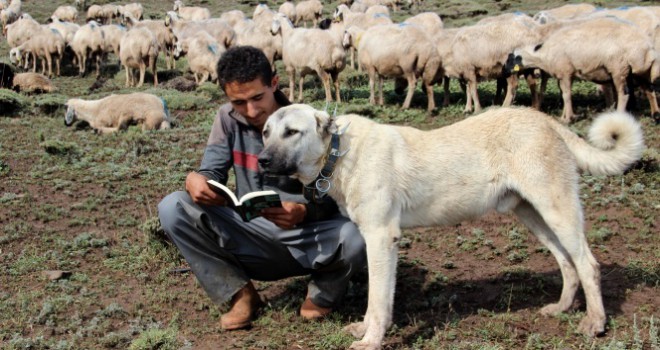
[216,46,274,91]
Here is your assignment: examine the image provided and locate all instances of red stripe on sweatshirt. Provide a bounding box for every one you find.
[232,150,259,172]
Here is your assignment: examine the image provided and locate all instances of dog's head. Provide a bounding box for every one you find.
[258,104,333,183]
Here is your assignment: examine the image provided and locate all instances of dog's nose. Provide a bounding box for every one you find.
[258,155,271,168]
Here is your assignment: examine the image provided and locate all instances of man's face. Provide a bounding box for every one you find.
[225,76,280,132]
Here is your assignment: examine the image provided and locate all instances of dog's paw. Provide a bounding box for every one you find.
[348,340,380,350]
[344,322,366,338]
[539,303,564,316]
[578,316,606,337]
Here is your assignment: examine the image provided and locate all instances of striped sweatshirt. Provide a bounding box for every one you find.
[197,91,339,222]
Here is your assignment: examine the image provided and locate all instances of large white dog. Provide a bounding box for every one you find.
[258,104,644,350]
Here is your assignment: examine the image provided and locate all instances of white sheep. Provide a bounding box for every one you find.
[51,5,77,22]
[364,4,389,17]
[295,0,323,28]
[123,14,177,70]
[271,14,346,102]
[234,18,282,69]
[533,3,596,24]
[165,11,235,50]
[70,21,105,76]
[101,24,127,60]
[174,31,224,84]
[333,5,392,69]
[220,9,246,28]
[48,17,80,45]
[403,12,443,34]
[119,26,159,87]
[356,23,441,111]
[447,13,552,113]
[1,0,21,33]
[12,27,65,77]
[65,93,171,134]
[119,3,144,21]
[173,0,211,21]
[4,12,38,48]
[513,16,660,122]
[278,2,296,24]
[12,72,56,93]
[252,4,277,28]
[0,0,7,10]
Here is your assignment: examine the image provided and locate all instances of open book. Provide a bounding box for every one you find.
[207,179,282,222]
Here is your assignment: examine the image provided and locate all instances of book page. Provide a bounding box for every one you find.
[238,190,280,204]
[206,179,239,206]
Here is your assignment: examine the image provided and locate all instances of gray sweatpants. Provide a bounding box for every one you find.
[158,191,366,308]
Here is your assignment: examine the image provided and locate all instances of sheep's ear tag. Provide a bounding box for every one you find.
[512,64,520,73]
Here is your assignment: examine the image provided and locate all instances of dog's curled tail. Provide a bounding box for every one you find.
[553,111,645,176]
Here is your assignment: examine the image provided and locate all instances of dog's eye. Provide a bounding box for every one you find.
[263,128,270,138]
[284,128,299,137]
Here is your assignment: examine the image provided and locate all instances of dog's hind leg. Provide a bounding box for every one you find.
[513,200,606,337]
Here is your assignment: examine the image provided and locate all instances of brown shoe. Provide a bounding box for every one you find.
[220,281,263,330]
[300,297,332,320]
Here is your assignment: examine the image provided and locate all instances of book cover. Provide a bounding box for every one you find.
[206,179,282,222]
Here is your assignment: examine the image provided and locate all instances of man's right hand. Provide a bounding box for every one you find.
[185,172,227,206]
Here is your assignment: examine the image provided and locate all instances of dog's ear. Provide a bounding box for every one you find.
[313,110,332,136]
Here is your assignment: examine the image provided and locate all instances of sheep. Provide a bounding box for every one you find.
[234,18,282,69]
[173,0,211,21]
[119,26,159,87]
[64,93,172,134]
[123,14,177,70]
[252,3,277,28]
[403,12,443,34]
[101,24,128,61]
[0,0,6,10]
[533,3,597,24]
[4,12,38,47]
[86,4,118,24]
[333,5,393,69]
[512,16,660,122]
[1,2,20,34]
[352,0,400,12]
[11,27,65,77]
[447,13,555,113]
[174,31,224,84]
[12,72,56,93]
[48,17,80,45]
[164,11,235,50]
[119,3,144,21]
[51,5,78,22]
[295,0,323,28]
[432,27,462,107]
[220,9,246,28]
[270,14,346,102]
[70,21,106,76]
[364,5,389,17]
[355,23,441,111]
[278,1,296,23]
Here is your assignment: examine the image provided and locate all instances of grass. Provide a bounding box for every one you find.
[1,0,659,349]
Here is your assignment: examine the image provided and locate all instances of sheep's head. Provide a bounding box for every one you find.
[164,11,177,27]
[9,47,22,65]
[173,40,186,59]
[173,0,182,12]
[64,105,77,127]
[270,18,281,36]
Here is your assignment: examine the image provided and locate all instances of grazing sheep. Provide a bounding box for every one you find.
[165,11,235,50]
[48,17,80,44]
[252,3,277,28]
[119,26,159,87]
[51,5,77,22]
[356,23,441,111]
[86,4,118,24]
[295,0,323,28]
[403,12,443,33]
[278,1,296,23]
[123,14,177,70]
[173,0,211,21]
[433,27,462,107]
[364,4,389,17]
[101,24,128,61]
[4,12,38,47]
[447,13,554,113]
[70,21,105,77]
[271,14,346,102]
[533,3,597,24]
[65,93,171,134]
[119,3,144,21]
[220,9,246,28]
[234,18,282,69]
[512,17,660,122]
[174,31,224,84]
[333,5,393,69]
[12,27,65,77]
[1,5,20,33]
[12,72,56,93]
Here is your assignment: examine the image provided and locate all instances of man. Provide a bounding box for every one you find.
[158,46,366,330]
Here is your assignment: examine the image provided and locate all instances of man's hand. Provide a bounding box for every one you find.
[261,201,306,229]
[185,172,226,206]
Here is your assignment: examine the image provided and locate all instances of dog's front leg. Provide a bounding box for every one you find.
[346,223,401,350]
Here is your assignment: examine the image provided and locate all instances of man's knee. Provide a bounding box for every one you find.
[339,221,366,264]
[158,191,191,233]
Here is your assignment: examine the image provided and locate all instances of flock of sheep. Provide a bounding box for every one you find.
[1,0,659,133]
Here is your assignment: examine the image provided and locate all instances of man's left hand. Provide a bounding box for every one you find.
[261,201,306,229]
